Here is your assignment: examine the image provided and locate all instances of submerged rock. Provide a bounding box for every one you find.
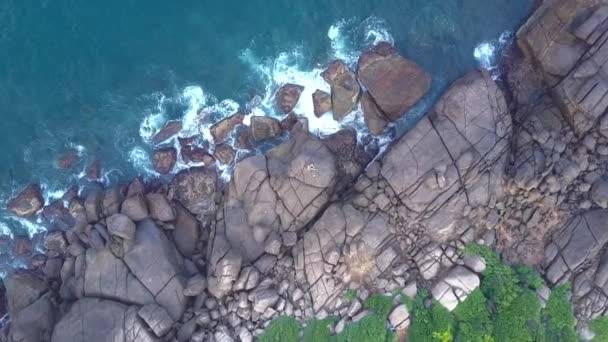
[86,159,102,180]
[358,43,431,120]
[7,183,44,218]
[276,83,304,114]
[56,150,80,169]
[153,147,177,175]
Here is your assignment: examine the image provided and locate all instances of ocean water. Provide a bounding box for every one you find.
[0,1,534,269]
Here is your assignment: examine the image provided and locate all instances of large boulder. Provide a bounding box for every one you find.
[276,83,304,114]
[152,147,177,175]
[361,91,389,135]
[171,167,217,220]
[357,43,431,120]
[10,293,56,342]
[7,184,44,218]
[3,271,47,317]
[321,60,360,121]
[181,145,215,165]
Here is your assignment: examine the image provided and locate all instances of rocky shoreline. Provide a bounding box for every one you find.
[4,0,608,341]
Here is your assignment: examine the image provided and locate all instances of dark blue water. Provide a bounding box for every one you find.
[0,0,534,271]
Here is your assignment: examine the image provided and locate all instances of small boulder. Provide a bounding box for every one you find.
[153,147,177,175]
[121,194,149,221]
[276,83,304,114]
[250,116,282,141]
[234,125,253,150]
[178,135,198,147]
[152,120,183,144]
[312,90,332,117]
[7,184,44,217]
[146,193,175,222]
[358,43,431,120]
[12,236,32,256]
[210,113,245,143]
[84,191,103,223]
[280,112,299,132]
[214,143,236,165]
[138,303,175,337]
[181,145,215,165]
[106,213,136,240]
[389,304,410,330]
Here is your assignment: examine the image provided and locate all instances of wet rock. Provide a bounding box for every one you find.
[361,91,388,135]
[280,112,299,132]
[215,143,236,165]
[146,193,175,222]
[153,147,177,175]
[172,167,217,219]
[181,145,215,165]
[121,194,149,222]
[250,116,283,141]
[276,83,304,114]
[7,183,44,217]
[210,113,245,143]
[312,89,332,117]
[321,60,360,120]
[357,43,431,120]
[152,120,183,144]
[178,135,198,147]
[12,235,32,256]
[234,125,253,150]
[42,200,74,231]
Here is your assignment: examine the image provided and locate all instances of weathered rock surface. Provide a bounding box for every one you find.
[312,89,332,117]
[250,116,282,141]
[7,184,44,218]
[152,147,177,175]
[358,43,431,120]
[171,167,217,220]
[361,91,389,135]
[152,120,182,144]
[210,113,245,144]
[321,60,360,121]
[276,83,304,114]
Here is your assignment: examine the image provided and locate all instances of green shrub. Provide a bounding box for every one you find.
[493,289,542,342]
[590,316,608,341]
[364,294,394,316]
[336,312,392,342]
[344,289,357,303]
[303,318,336,342]
[259,316,300,342]
[406,290,456,342]
[453,289,493,342]
[541,284,577,342]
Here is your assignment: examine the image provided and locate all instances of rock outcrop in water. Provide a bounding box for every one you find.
[9,1,608,339]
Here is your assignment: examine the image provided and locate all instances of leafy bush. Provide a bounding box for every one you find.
[259,316,300,342]
[493,289,542,342]
[590,316,608,341]
[453,289,493,342]
[336,312,393,342]
[303,318,336,342]
[541,284,577,342]
[364,294,394,316]
[406,290,455,342]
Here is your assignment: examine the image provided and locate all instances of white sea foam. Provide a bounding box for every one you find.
[128,146,158,177]
[7,216,46,238]
[474,31,513,72]
[139,93,168,142]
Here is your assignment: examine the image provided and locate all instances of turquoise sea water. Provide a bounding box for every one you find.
[0,1,534,271]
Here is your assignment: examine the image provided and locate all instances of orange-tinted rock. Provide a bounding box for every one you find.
[276,83,304,114]
[152,120,183,144]
[86,160,101,180]
[57,150,80,169]
[181,146,215,165]
[7,184,44,218]
[321,60,360,121]
[250,116,283,141]
[361,91,389,135]
[312,90,332,117]
[214,144,236,165]
[153,147,177,175]
[210,113,245,144]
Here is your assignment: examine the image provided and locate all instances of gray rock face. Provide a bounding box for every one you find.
[146,193,175,222]
[121,195,149,222]
[123,219,187,320]
[544,210,608,285]
[591,179,608,208]
[381,69,511,242]
[138,303,174,337]
[4,271,47,317]
[172,203,200,258]
[10,293,55,342]
[51,298,156,342]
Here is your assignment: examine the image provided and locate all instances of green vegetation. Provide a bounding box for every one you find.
[343,289,357,303]
[262,244,583,342]
[590,316,608,341]
[303,318,336,342]
[259,316,300,342]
